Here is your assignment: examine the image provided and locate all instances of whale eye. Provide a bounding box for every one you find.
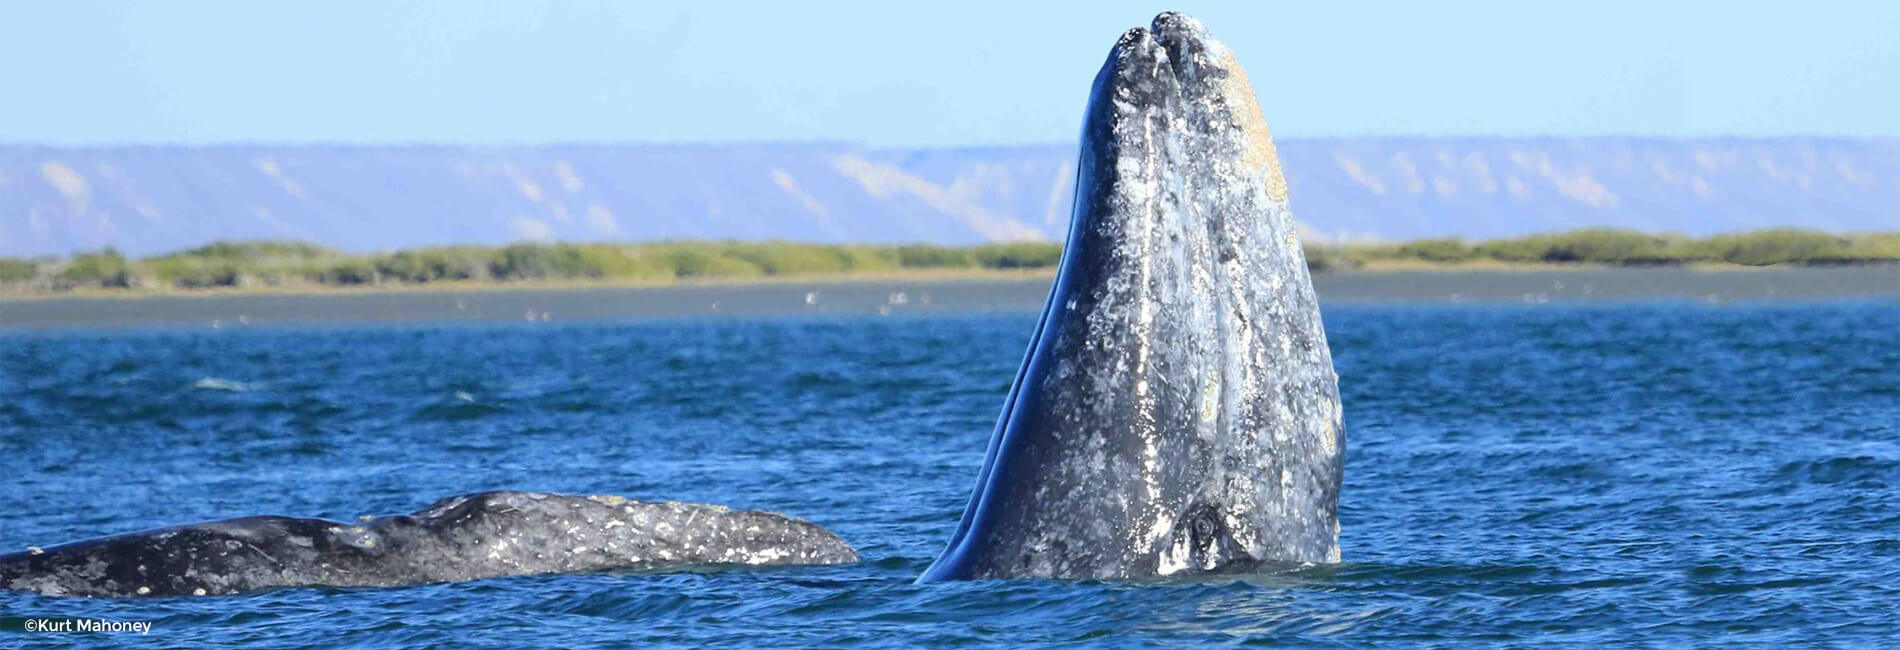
[1193,516,1215,542]
[1177,504,1231,571]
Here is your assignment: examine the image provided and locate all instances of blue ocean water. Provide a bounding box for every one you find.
[2,301,1897,646]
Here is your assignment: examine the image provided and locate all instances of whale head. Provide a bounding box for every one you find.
[921,12,1343,581]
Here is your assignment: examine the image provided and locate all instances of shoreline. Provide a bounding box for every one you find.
[3,266,1897,331]
[0,267,1059,301]
[3,262,1895,302]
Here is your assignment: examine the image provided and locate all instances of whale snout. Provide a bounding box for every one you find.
[1149,11,1232,84]
[922,11,1339,582]
[1149,11,1206,44]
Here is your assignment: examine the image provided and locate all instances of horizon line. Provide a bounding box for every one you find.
[6,134,1900,150]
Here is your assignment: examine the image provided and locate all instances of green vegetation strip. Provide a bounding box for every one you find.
[0,241,1064,292]
[2,229,1895,292]
[1303,228,1900,272]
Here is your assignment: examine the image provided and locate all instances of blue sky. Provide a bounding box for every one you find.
[3,0,1898,146]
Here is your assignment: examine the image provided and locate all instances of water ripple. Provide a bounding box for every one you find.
[1,303,1897,645]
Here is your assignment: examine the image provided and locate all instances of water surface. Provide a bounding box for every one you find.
[4,266,1896,330]
[2,300,1896,646]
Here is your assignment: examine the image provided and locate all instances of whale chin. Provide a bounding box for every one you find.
[920,12,1344,582]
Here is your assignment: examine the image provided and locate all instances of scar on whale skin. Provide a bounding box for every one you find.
[0,491,856,597]
[920,12,1344,581]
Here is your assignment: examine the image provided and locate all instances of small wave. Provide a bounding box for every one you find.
[192,377,261,392]
[412,401,509,422]
[1776,455,1898,486]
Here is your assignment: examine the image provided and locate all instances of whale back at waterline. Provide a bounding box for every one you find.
[921,13,1344,581]
[0,492,857,597]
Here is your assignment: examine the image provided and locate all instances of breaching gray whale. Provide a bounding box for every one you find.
[0,492,855,597]
[0,11,1332,597]
[920,13,1344,581]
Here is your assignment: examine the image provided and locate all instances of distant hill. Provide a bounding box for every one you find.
[3,138,1897,257]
